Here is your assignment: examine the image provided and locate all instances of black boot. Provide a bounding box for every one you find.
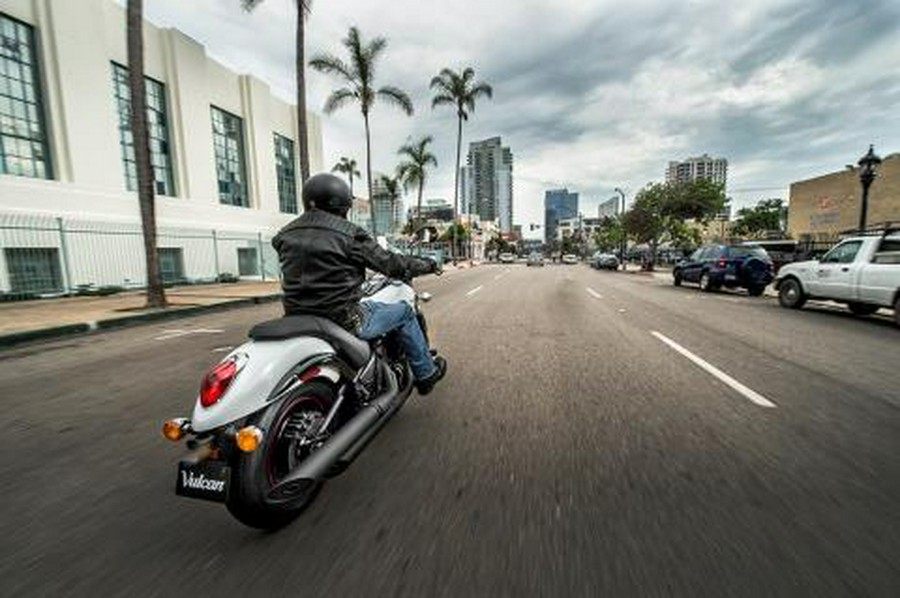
[416,356,447,396]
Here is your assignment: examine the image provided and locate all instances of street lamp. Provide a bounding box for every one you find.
[857,145,882,232]
[614,187,626,271]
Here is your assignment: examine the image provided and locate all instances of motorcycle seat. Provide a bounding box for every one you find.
[248,316,372,369]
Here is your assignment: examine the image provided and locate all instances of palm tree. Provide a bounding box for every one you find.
[241,0,312,183]
[396,136,438,236]
[378,174,402,234]
[332,157,362,196]
[430,67,492,258]
[310,27,413,235]
[126,0,166,308]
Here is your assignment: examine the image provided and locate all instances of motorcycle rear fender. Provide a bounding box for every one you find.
[191,337,341,433]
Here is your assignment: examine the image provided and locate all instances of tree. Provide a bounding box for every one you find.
[624,179,726,269]
[241,0,312,183]
[332,156,361,196]
[310,27,413,235]
[396,136,437,234]
[732,198,785,239]
[126,0,166,308]
[378,173,402,234]
[430,67,492,259]
[594,215,625,252]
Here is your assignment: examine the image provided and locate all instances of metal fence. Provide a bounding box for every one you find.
[0,213,280,299]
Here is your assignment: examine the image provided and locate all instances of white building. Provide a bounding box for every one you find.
[597,197,619,219]
[557,217,602,241]
[666,154,728,186]
[0,0,323,293]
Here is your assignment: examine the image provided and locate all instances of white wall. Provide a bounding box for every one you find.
[0,0,324,292]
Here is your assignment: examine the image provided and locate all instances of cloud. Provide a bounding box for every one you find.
[142,0,900,230]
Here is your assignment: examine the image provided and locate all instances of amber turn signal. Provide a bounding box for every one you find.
[236,426,264,452]
[163,419,188,442]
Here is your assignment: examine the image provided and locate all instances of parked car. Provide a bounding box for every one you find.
[673,244,774,296]
[591,253,619,270]
[562,254,579,265]
[498,252,516,264]
[526,252,545,267]
[775,230,900,325]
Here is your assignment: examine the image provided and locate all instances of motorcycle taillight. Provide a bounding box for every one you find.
[200,359,238,408]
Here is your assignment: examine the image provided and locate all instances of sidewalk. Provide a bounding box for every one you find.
[0,281,283,346]
[0,262,480,347]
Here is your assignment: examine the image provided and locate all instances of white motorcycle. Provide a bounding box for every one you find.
[162,274,436,529]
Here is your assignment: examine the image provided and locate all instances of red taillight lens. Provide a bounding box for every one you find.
[200,359,238,408]
[718,258,727,268]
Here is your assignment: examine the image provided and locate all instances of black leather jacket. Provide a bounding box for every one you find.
[272,210,435,329]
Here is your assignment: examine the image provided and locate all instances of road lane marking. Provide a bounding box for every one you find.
[211,346,234,353]
[466,285,483,298]
[154,328,225,341]
[586,287,604,300]
[650,331,777,408]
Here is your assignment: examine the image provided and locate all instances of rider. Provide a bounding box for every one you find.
[272,173,447,396]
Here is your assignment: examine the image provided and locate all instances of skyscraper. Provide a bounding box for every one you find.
[370,178,402,236]
[544,188,579,244]
[459,137,514,232]
[666,154,728,185]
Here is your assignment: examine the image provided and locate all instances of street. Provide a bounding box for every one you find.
[1,265,899,597]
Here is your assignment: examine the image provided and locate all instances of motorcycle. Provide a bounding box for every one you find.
[162,274,436,529]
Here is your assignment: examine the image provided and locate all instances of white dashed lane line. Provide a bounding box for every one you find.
[651,331,777,408]
[586,287,604,300]
[466,285,483,298]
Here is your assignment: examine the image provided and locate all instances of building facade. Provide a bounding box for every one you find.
[459,136,514,232]
[788,153,900,240]
[666,154,728,186]
[544,188,578,244]
[0,0,323,293]
[597,196,619,219]
[370,177,403,237]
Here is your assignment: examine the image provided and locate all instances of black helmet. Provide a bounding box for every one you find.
[303,173,352,216]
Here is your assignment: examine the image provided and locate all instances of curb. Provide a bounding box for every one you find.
[0,294,282,350]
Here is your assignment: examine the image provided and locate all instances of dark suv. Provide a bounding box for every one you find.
[673,244,774,296]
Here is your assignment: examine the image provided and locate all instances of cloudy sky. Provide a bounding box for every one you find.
[143,0,900,235]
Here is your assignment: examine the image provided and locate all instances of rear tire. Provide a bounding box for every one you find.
[226,381,335,530]
[847,302,879,316]
[894,296,900,327]
[778,278,806,309]
[673,270,682,287]
[747,285,765,297]
[699,271,715,292]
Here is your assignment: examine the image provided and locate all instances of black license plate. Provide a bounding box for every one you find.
[175,460,230,503]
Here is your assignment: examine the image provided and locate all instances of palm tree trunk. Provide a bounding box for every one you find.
[127,0,166,308]
[452,114,463,261]
[296,2,310,183]
[348,172,354,197]
[417,177,425,254]
[364,112,375,235]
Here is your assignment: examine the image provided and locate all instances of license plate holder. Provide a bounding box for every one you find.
[175,460,231,503]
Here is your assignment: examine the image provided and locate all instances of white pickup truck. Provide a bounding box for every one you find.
[775,231,900,326]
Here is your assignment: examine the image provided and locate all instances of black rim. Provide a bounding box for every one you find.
[264,396,325,486]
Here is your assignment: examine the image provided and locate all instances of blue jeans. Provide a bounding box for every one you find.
[357,301,436,381]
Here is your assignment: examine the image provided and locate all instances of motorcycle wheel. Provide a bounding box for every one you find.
[226,381,335,530]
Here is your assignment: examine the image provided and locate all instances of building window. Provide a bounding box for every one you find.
[0,14,51,179]
[110,62,175,196]
[237,247,259,276]
[211,106,248,207]
[156,247,184,283]
[273,133,297,214]
[4,247,62,293]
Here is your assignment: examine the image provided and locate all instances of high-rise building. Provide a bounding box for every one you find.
[544,188,579,244]
[459,137,514,232]
[666,154,728,185]
[597,197,619,219]
[370,178,402,236]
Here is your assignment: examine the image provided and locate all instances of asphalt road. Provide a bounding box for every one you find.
[1,265,899,597]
